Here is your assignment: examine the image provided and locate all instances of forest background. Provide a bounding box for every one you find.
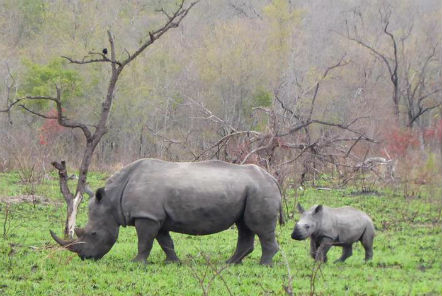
[1,0,441,190]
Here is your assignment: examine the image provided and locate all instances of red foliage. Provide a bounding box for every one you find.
[423,119,442,143]
[39,109,66,145]
[383,127,419,158]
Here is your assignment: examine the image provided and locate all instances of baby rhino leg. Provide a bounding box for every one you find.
[334,244,353,263]
[310,239,318,259]
[315,239,333,262]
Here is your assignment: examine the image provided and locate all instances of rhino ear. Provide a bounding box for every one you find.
[314,205,323,214]
[297,203,305,213]
[95,187,105,202]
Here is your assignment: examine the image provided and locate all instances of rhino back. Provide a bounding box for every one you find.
[322,207,373,243]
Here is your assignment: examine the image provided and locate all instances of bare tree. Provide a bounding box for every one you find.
[343,6,441,128]
[403,45,441,127]
[1,0,199,238]
[343,8,401,120]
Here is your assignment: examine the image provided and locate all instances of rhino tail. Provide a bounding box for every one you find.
[270,176,285,225]
[279,203,285,225]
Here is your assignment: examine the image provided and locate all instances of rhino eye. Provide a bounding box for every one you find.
[305,225,310,229]
[91,232,97,236]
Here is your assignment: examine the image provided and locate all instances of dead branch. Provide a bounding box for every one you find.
[194,130,260,160]
[240,135,275,165]
[2,91,93,142]
[308,54,348,121]
[51,161,74,204]
[187,96,238,133]
[121,1,199,67]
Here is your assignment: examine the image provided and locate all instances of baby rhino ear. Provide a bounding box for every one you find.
[314,205,323,214]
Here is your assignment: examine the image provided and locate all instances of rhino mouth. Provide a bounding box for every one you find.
[291,228,306,240]
[80,255,100,261]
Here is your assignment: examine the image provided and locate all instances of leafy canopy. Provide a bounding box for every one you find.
[20,58,83,104]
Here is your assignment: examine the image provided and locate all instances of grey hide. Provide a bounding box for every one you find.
[291,204,374,263]
[50,158,284,265]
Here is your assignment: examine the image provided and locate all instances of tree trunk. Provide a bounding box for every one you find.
[51,161,77,238]
[53,143,99,238]
[439,108,442,177]
[65,192,83,237]
[392,76,400,122]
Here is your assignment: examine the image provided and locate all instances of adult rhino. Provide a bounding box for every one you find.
[51,158,284,265]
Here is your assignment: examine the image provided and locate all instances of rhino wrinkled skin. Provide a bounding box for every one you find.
[51,158,284,265]
[291,204,374,263]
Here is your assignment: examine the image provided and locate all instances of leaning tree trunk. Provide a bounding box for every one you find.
[51,161,78,237]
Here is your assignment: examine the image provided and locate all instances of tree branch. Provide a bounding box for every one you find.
[121,0,199,67]
[240,135,275,165]
[1,91,93,141]
[51,160,73,203]
[308,55,348,121]
[61,54,121,66]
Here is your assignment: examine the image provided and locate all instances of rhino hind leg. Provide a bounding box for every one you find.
[132,219,161,263]
[226,220,255,264]
[257,231,279,266]
[156,231,180,263]
[360,229,374,261]
[334,244,353,263]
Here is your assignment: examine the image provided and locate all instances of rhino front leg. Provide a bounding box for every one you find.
[133,219,161,263]
[156,231,180,263]
[334,244,353,263]
[315,239,333,263]
[310,239,318,259]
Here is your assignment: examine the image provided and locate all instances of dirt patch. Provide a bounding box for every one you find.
[350,190,383,196]
[0,195,62,205]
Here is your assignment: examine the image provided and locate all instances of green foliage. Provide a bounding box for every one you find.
[19,0,46,30]
[20,58,82,101]
[424,153,438,175]
[263,0,302,25]
[252,88,272,108]
[3,0,47,40]
[262,0,303,66]
[0,173,441,295]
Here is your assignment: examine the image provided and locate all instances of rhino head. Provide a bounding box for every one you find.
[291,204,323,240]
[50,188,120,260]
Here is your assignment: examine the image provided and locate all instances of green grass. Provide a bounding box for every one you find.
[1,173,441,295]
[0,171,109,199]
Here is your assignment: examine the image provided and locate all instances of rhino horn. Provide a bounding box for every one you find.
[50,230,78,252]
[74,227,85,238]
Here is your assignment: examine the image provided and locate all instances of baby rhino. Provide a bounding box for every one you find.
[291,204,374,263]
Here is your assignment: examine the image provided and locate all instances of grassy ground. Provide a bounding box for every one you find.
[0,172,441,295]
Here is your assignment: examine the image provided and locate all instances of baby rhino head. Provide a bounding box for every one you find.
[291,204,323,240]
